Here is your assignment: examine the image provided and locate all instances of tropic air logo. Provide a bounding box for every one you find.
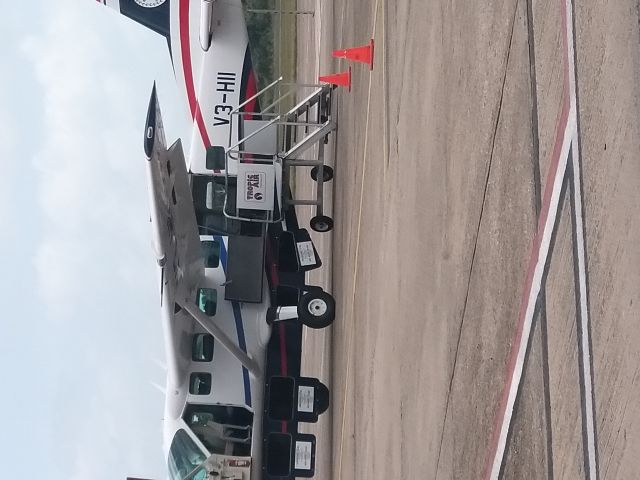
[245,173,265,202]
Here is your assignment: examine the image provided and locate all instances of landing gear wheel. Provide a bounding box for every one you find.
[311,165,334,182]
[310,215,334,233]
[297,290,336,329]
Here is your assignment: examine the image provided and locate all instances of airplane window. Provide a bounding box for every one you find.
[197,288,217,316]
[201,240,220,268]
[189,373,212,395]
[205,181,226,211]
[167,429,206,480]
[190,468,207,480]
[192,334,214,362]
[206,146,226,170]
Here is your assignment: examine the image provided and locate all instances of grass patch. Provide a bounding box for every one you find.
[244,0,297,90]
[243,0,299,192]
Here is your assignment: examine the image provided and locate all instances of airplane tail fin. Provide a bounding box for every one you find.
[95,0,171,39]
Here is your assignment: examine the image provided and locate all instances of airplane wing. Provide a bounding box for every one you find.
[144,83,203,306]
[144,84,262,396]
[145,83,205,389]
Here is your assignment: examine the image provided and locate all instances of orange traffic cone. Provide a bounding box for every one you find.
[319,67,352,92]
[332,39,374,70]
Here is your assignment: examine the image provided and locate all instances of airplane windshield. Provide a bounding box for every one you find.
[167,429,207,480]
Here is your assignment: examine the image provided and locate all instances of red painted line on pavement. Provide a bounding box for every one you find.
[482,91,569,480]
[481,0,572,475]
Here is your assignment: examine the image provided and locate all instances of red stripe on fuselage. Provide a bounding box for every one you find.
[241,69,258,163]
[179,0,213,149]
[243,69,258,120]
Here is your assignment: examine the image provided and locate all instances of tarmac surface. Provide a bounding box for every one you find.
[293,0,640,478]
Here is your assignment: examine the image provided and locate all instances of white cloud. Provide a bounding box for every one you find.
[19,1,182,478]
[0,85,17,238]
[22,1,160,315]
[64,360,167,480]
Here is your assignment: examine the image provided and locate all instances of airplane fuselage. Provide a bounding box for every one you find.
[102,2,330,479]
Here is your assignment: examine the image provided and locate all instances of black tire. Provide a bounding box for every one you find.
[297,290,336,329]
[310,165,334,182]
[310,215,333,233]
[315,382,330,415]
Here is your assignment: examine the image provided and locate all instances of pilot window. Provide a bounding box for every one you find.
[167,429,206,480]
[189,468,207,480]
[189,373,212,395]
[197,288,217,316]
[201,239,220,268]
[192,334,214,362]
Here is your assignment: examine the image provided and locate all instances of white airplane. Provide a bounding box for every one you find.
[99,2,336,480]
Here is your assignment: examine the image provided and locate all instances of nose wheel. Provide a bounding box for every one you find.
[297,290,336,329]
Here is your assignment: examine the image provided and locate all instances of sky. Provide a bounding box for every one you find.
[0,1,190,478]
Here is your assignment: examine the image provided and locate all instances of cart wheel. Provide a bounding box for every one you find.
[310,165,334,182]
[297,290,335,329]
[310,215,334,233]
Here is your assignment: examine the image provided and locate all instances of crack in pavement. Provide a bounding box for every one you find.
[433,1,521,476]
